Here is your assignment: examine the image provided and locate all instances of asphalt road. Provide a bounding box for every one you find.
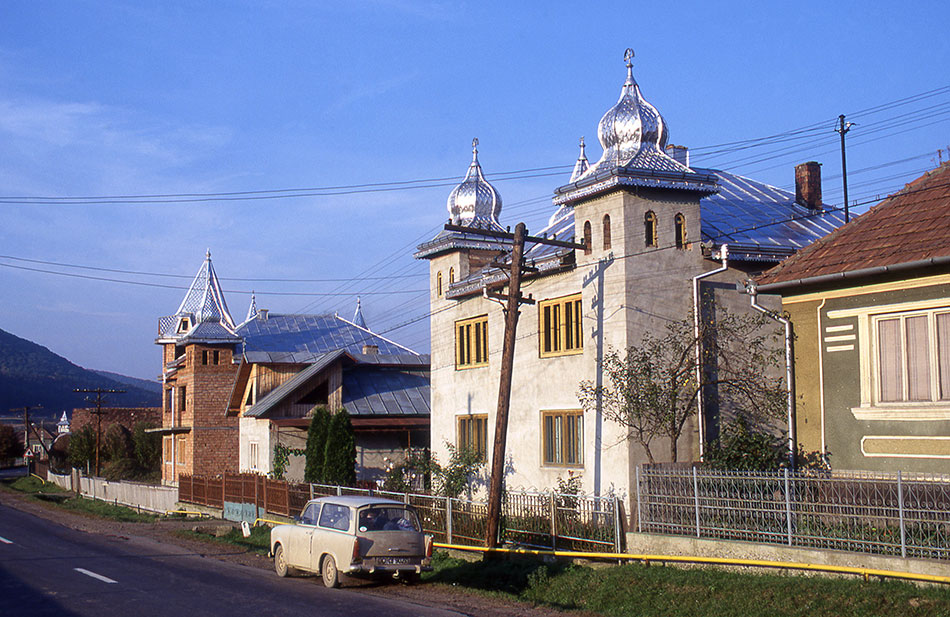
[0,502,464,617]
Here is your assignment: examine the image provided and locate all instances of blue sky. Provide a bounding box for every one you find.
[1,1,949,380]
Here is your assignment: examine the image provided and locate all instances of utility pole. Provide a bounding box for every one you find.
[836,114,855,223]
[11,406,42,472]
[74,388,125,476]
[443,222,584,548]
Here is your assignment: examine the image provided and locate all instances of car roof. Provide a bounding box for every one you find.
[306,495,409,508]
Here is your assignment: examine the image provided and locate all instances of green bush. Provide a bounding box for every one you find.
[324,409,356,486]
[67,425,96,470]
[304,406,331,483]
[132,422,161,471]
[0,424,24,463]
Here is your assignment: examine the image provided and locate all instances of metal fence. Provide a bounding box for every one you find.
[179,473,622,552]
[636,465,950,561]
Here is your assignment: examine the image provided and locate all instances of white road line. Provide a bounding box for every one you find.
[0,536,12,544]
[74,568,118,584]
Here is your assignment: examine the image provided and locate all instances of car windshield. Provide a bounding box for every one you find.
[358,507,421,532]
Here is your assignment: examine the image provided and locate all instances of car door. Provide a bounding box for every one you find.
[286,502,320,571]
[312,502,353,571]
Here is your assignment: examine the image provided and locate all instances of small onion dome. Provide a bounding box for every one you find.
[446,138,503,228]
[582,49,673,179]
[569,137,589,182]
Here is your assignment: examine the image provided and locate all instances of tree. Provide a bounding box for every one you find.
[436,443,484,499]
[304,406,331,483]
[132,422,162,471]
[578,307,787,464]
[0,424,25,463]
[67,425,96,470]
[323,409,356,486]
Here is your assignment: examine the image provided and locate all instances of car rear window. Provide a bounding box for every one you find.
[358,507,421,532]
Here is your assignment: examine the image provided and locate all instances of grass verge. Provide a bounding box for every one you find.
[425,551,950,617]
[2,475,157,522]
[177,524,272,555]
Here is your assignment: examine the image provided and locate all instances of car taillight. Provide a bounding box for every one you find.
[352,537,361,564]
[425,535,433,558]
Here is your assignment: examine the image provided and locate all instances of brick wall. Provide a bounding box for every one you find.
[71,407,162,434]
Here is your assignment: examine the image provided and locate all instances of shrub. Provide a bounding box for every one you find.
[0,424,24,463]
[304,406,331,483]
[324,409,356,486]
[132,422,161,471]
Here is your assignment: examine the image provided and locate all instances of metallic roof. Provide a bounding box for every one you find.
[157,251,238,343]
[446,138,504,231]
[243,352,430,419]
[237,313,418,357]
[757,162,950,290]
[343,365,430,416]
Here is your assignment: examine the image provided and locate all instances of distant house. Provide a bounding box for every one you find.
[227,348,429,483]
[154,252,428,485]
[755,162,950,473]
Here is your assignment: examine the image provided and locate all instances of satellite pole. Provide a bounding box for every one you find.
[835,114,855,223]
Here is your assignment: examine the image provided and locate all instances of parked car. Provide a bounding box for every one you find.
[270,495,433,588]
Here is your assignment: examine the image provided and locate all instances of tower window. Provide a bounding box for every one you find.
[675,213,687,249]
[602,215,611,250]
[213,350,220,365]
[437,271,443,296]
[202,350,208,365]
[583,221,592,255]
[645,211,657,247]
[449,267,455,285]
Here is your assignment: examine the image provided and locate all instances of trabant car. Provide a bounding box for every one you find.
[270,495,433,588]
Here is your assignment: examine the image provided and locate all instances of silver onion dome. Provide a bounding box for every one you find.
[579,49,677,180]
[447,138,503,228]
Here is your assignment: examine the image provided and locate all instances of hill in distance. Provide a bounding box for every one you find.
[0,327,161,419]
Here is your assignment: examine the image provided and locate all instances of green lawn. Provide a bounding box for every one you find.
[2,475,157,522]
[178,524,272,555]
[425,551,950,617]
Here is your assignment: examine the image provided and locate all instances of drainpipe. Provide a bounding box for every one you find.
[747,281,796,468]
[692,244,728,461]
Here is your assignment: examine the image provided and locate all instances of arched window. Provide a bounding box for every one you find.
[583,221,592,255]
[602,214,611,250]
[449,267,455,284]
[674,213,687,249]
[437,271,443,296]
[644,211,657,247]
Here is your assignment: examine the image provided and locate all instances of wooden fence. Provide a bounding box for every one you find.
[178,473,623,551]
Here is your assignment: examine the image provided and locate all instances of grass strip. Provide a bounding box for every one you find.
[425,551,950,617]
[2,476,157,522]
[178,524,272,555]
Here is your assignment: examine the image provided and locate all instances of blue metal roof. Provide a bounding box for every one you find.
[695,168,845,260]
[342,365,430,416]
[244,351,347,418]
[236,314,418,357]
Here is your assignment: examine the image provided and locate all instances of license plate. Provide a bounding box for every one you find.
[377,557,413,565]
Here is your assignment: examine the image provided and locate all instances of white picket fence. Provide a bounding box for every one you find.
[46,470,178,514]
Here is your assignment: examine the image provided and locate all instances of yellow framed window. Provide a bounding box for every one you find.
[542,410,583,467]
[456,315,489,368]
[457,414,488,460]
[539,293,583,357]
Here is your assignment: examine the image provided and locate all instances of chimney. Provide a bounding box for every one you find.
[362,344,379,355]
[258,309,269,321]
[795,161,822,210]
[665,144,690,167]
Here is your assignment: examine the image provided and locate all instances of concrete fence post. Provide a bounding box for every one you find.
[784,468,793,546]
[446,497,453,544]
[898,471,907,558]
[635,465,642,533]
[692,466,701,538]
[549,492,557,550]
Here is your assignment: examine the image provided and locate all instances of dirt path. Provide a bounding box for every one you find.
[0,489,586,617]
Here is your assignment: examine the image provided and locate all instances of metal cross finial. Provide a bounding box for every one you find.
[579,136,586,155]
[472,137,479,152]
[206,248,211,260]
[624,48,635,66]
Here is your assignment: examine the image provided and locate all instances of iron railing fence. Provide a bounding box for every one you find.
[179,474,621,551]
[637,466,950,560]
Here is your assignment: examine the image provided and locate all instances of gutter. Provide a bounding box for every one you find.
[757,255,950,294]
[745,281,796,468]
[692,244,729,461]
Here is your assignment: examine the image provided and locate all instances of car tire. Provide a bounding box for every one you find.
[274,544,289,578]
[321,554,340,588]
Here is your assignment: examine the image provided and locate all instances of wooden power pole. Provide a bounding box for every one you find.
[74,387,125,476]
[443,221,584,548]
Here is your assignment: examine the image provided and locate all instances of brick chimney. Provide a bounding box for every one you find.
[795,161,822,210]
[665,144,689,167]
[362,344,378,355]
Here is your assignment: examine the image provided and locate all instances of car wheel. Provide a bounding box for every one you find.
[321,554,340,588]
[274,544,289,578]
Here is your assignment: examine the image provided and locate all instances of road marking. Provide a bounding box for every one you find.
[74,568,118,584]
[0,536,12,544]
